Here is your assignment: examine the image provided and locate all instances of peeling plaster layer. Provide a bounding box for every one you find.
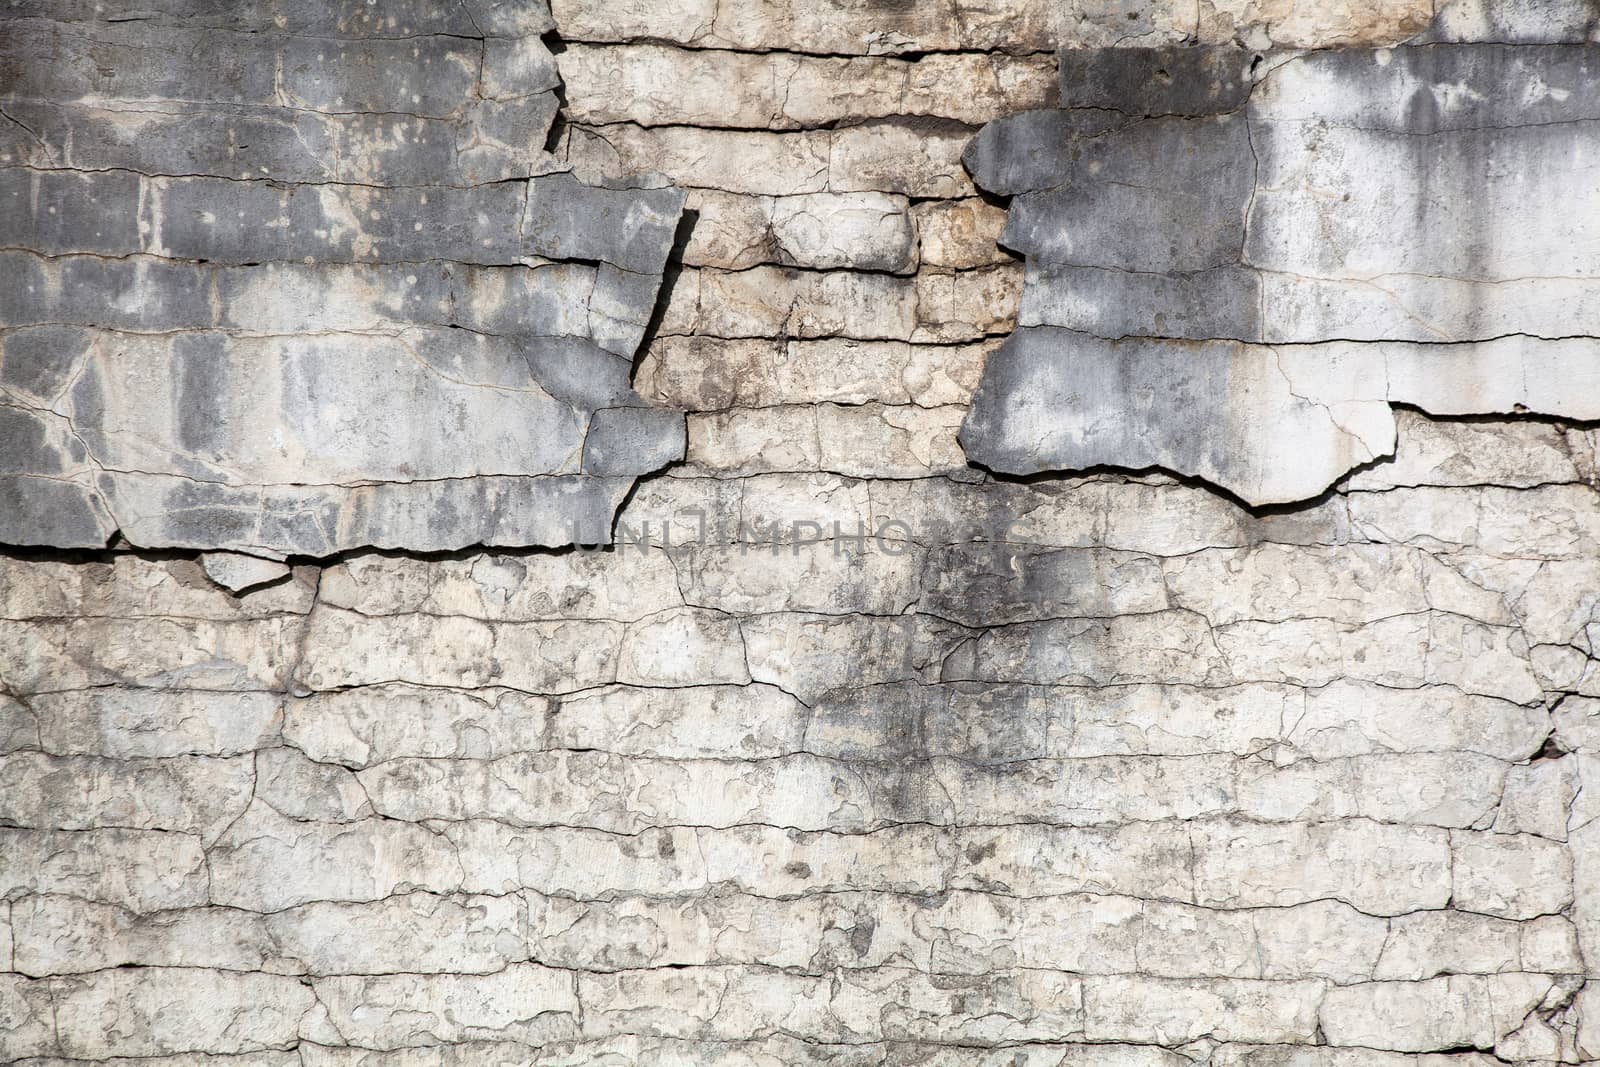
[961,37,1600,504]
[0,3,686,555]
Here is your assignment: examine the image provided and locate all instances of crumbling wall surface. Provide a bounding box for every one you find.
[4,0,1600,1064]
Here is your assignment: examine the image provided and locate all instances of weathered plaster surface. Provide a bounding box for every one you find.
[2,0,1599,1063]
[0,2,686,556]
[962,11,1600,503]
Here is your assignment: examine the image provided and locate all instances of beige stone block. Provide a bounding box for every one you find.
[1216,613,1542,703]
[207,805,464,910]
[770,192,917,273]
[1351,485,1600,560]
[1193,819,1451,914]
[680,188,777,270]
[558,45,1055,129]
[829,121,976,198]
[1347,410,1585,490]
[446,821,710,899]
[928,752,1239,827]
[688,407,823,475]
[549,0,719,46]
[30,689,282,758]
[1494,756,1579,839]
[0,828,209,912]
[1164,543,1493,627]
[296,607,622,693]
[11,895,274,975]
[1289,679,1550,762]
[0,617,306,695]
[962,610,1232,687]
[0,751,254,841]
[1234,752,1506,828]
[318,550,683,622]
[680,539,920,616]
[313,966,579,1049]
[1254,900,1388,983]
[50,968,313,1058]
[553,683,809,758]
[269,893,529,977]
[567,124,830,197]
[787,52,1057,127]
[567,966,886,1043]
[0,554,315,621]
[284,685,548,767]
[557,42,783,127]
[663,266,920,341]
[1556,696,1600,752]
[1060,682,1296,758]
[913,264,1025,342]
[815,403,969,478]
[1450,830,1574,919]
[1083,975,1324,1044]
[0,974,56,1059]
[915,198,1014,268]
[1374,910,1584,981]
[701,0,1055,54]
[918,544,1170,625]
[528,752,874,832]
[743,611,967,703]
[1195,0,1435,48]
[678,190,918,272]
[617,608,752,687]
[638,336,987,409]
[254,746,371,823]
[1319,974,1554,1053]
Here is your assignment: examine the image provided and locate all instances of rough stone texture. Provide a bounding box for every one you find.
[4,0,1600,1063]
[0,4,686,555]
[962,21,1600,503]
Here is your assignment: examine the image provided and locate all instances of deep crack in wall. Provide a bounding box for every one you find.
[2,0,1600,1063]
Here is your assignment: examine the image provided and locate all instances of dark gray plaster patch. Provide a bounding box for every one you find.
[960,328,1394,504]
[1060,45,1257,117]
[2,20,488,118]
[96,472,637,557]
[960,26,1600,505]
[0,1,686,554]
[0,97,556,186]
[1018,262,1263,342]
[961,109,1131,198]
[524,173,688,276]
[1001,114,1254,273]
[0,0,553,37]
[583,408,688,478]
[0,475,115,548]
[0,327,91,404]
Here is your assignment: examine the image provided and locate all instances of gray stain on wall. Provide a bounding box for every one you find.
[0,0,687,556]
[960,31,1600,504]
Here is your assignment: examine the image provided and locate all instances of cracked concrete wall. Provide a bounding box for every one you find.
[3,0,1600,1064]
